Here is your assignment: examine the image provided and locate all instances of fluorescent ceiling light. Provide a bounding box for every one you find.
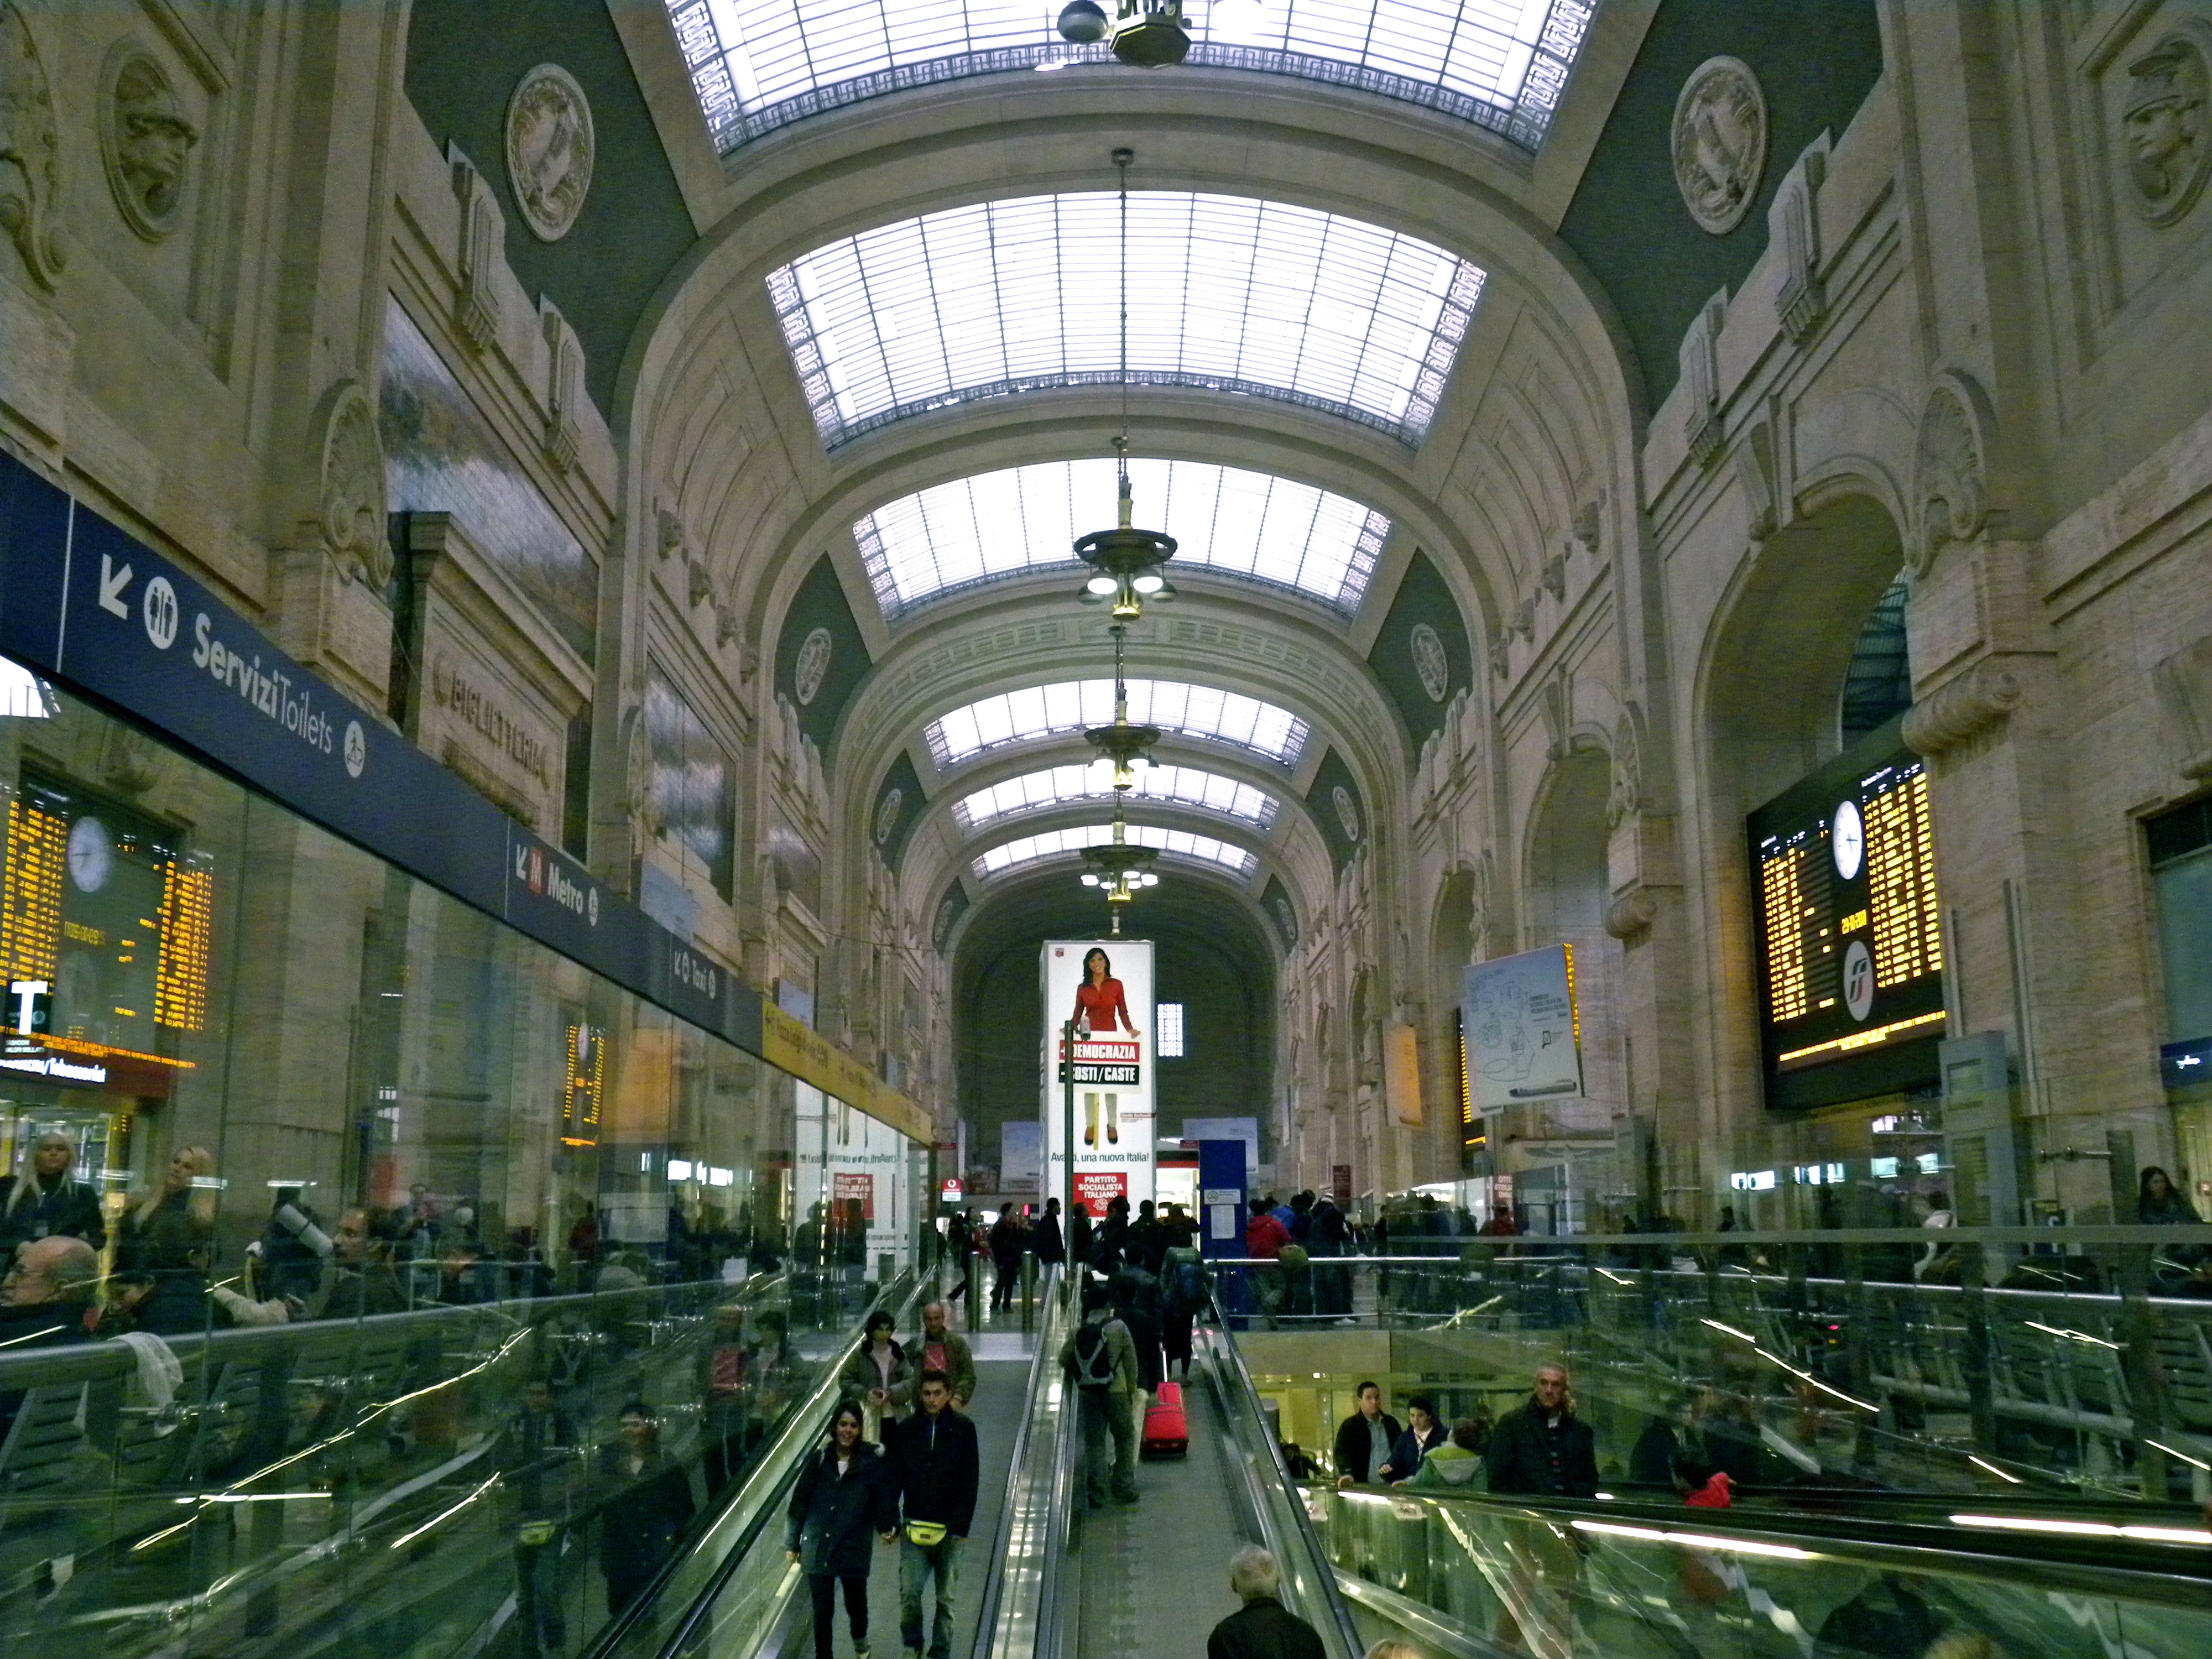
[955,763,1279,832]
[771,192,1485,448]
[975,822,1256,878]
[855,457,1389,617]
[665,0,1593,153]
[925,679,1308,768]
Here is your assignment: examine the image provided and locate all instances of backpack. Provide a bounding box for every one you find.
[1276,1243,1308,1272]
[1162,1253,1208,1316]
[1071,1322,1116,1390]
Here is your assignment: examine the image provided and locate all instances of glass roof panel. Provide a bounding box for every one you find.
[954,763,1279,833]
[856,457,1389,618]
[925,679,1308,769]
[974,822,1257,879]
[667,1,1593,154]
[769,192,1486,448]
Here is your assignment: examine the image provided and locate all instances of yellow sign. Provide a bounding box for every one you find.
[760,1000,932,1144]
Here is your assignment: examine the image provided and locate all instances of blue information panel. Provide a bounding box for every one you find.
[0,448,765,1058]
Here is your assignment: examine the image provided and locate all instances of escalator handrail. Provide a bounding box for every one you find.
[967,1264,1066,1659]
[1207,1314,1366,1659]
[585,1265,935,1659]
[1321,1481,2212,1605]
[1036,1271,1082,1659]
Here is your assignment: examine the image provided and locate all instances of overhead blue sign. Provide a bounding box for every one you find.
[0,448,766,1062]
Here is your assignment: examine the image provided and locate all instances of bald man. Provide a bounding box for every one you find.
[0,1234,100,1344]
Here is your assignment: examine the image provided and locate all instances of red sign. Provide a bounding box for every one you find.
[833,1171,875,1221]
[939,1177,964,1203]
[1331,1164,1352,1208]
[1073,1171,1126,1218]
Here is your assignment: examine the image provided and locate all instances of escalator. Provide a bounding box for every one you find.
[595,1279,2212,1659]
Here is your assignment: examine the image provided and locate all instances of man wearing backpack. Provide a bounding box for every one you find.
[1058,1289,1139,1506]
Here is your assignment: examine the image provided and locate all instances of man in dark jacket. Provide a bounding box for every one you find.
[888,1370,979,1659]
[1485,1364,1599,1498]
[1331,1381,1401,1487]
[1206,1546,1325,1659]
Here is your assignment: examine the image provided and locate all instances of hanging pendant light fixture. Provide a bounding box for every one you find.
[1072,147,1173,925]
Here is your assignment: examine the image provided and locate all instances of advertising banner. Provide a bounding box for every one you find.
[1000,1121,1042,1194]
[1462,945,1583,1111]
[1041,940,1155,1218]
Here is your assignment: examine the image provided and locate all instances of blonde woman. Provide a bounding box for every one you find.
[0,1130,105,1254]
[114,1145,218,1333]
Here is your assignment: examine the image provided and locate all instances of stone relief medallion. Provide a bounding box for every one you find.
[504,62,594,243]
[792,627,833,706]
[314,380,391,587]
[0,3,67,289]
[2120,30,2212,227]
[100,43,196,241]
[1273,896,1297,942]
[1672,56,1768,236]
[935,894,958,944]
[1409,622,1449,702]
[1332,784,1361,842]
[873,787,904,846]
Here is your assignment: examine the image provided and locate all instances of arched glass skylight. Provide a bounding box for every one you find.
[770,193,1485,448]
[857,457,1389,618]
[975,822,1256,879]
[925,680,1308,769]
[955,763,1279,834]
[666,1,1593,154]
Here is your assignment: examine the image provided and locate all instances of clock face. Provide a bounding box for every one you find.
[66,817,113,893]
[1831,799,1864,883]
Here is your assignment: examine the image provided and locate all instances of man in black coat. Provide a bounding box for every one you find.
[1206,1546,1325,1659]
[888,1370,979,1659]
[1485,1363,1599,1498]
[1331,1380,1402,1487]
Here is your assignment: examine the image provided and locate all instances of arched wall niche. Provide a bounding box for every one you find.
[1691,488,1916,1161]
[1520,747,1623,1131]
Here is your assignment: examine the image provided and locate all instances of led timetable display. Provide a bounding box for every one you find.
[1748,723,1947,1112]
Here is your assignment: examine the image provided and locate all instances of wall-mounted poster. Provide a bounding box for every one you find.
[1462,945,1583,1111]
[1040,940,1155,1218]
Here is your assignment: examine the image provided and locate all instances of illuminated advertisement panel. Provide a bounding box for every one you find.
[1748,720,1946,1110]
[1040,939,1155,1218]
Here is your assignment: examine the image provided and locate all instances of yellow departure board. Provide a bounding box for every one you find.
[0,795,63,985]
[155,862,212,1030]
[1749,737,1946,1109]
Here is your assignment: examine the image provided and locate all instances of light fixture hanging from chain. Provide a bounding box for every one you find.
[1071,146,1174,927]
[1057,1,1191,69]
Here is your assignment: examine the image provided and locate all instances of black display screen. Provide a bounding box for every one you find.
[1747,721,1945,1111]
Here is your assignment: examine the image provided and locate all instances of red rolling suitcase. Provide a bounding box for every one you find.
[1141,1380,1188,1458]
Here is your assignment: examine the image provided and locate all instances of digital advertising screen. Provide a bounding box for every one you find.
[1040,939,1155,1219]
[1748,722,1947,1111]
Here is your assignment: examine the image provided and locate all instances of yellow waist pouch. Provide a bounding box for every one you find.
[905,1521,948,1547]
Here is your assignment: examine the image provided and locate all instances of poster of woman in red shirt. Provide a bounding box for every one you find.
[1071,947,1139,1147]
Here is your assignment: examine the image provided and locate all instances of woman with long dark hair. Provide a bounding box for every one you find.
[786,1400,896,1659]
[1068,948,1139,1147]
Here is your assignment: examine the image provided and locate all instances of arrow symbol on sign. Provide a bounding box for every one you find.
[97,554,133,619]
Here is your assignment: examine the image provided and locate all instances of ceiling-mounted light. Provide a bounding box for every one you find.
[1085,574,1119,595]
[1057,1,1109,43]
[1131,572,1165,594]
[1107,0,1191,67]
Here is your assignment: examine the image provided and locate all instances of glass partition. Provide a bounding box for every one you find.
[0,660,920,1658]
[1213,1226,2212,1509]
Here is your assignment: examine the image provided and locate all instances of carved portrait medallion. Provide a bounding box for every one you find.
[2120,30,2212,227]
[0,3,66,288]
[1672,56,1768,236]
[1273,895,1297,943]
[503,63,594,243]
[792,627,834,706]
[1332,784,1361,842]
[100,43,196,241]
[1409,622,1449,702]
